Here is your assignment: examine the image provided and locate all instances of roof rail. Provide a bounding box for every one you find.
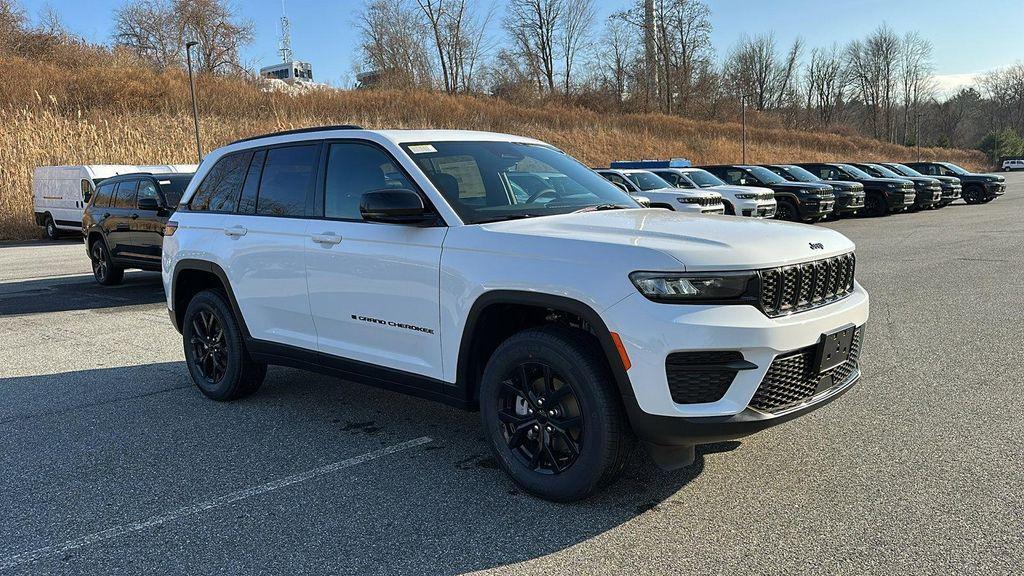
[229,125,364,145]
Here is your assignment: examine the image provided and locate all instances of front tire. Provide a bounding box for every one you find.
[774,200,799,222]
[864,193,887,217]
[182,290,267,401]
[963,186,984,204]
[90,240,124,285]
[479,325,632,502]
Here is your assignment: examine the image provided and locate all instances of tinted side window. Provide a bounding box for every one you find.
[257,145,319,217]
[654,171,679,186]
[601,172,629,188]
[237,149,266,214]
[722,169,745,185]
[92,183,115,208]
[112,180,138,209]
[137,180,159,205]
[324,142,415,220]
[191,152,251,212]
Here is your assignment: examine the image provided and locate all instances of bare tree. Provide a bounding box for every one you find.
[559,0,594,94]
[804,44,846,127]
[360,0,433,89]
[174,0,253,74]
[114,0,183,69]
[505,0,562,93]
[0,0,27,52]
[899,31,934,144]
[599,14,638,110]
[845,25,901,141]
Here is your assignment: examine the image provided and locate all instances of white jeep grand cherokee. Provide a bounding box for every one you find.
[162,127,869,501]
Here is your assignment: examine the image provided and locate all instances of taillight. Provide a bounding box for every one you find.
[163,221,178,236]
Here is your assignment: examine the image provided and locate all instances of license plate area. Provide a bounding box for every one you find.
[815,325,855,373]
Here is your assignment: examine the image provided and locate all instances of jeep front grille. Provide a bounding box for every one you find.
[758,253,856,317]
[748,327,863,413]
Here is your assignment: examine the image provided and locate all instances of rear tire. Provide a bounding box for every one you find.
[182,290,267,401]
[44,215,60,240]
[479,325,633,502]
[90,240,124,285]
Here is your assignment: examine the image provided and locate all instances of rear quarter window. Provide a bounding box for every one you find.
[92,183,115,207]
[190,152,252,212]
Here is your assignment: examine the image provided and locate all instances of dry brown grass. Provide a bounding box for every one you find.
[0,54,987,240]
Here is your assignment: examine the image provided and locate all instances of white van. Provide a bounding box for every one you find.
[33,165,197,239]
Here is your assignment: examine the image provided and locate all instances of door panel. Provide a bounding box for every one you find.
[106,180,137,258]
[306,224,446,378]
[133,178,164,262]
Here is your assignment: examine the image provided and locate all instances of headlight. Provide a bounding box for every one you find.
[630,271,756,302]
[735,193,756,199]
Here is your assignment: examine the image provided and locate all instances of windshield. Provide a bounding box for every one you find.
[159,176,194,205]
[887,163,922,177]
[745,166,788,185]
[624,171,672,191]
[837,163,872,179]
[778,165,820,183]
[940,162,971,175]
[683,169,726,188]
[865,164,905,179]
[403,141,638,224]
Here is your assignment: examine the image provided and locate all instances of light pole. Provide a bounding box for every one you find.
[915,107,922,162]
[185,41,202,163]
[741,94,747,164]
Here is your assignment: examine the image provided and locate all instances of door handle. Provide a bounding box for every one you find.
[312,232,342,246]
[223,225,248,238]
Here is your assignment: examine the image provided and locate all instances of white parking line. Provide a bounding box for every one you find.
[0,436,433,571]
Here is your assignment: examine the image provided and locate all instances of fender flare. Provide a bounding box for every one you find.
[455,290,636,405]
[170,259,251,339]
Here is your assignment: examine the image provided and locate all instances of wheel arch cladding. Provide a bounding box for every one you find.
[456,290,636,407]
[171,260,250,338]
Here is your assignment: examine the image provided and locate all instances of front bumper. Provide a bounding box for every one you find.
[736,198,777,218]
[940,185,961,203]
[985,182,1006,196]
[915,187,942,207]
[798,196,835,218]
[602,285,868,453]
[675,202,724,214]
[835,193,865,214]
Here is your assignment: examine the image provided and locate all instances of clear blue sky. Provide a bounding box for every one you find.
[19,0,1024,89]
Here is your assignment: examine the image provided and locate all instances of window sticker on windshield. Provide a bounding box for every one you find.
[408,144,437,154]
[159,180,171,185]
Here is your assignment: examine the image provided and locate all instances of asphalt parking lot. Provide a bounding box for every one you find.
[2,174,1023,575]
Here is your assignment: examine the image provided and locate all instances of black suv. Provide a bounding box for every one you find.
[82,172,193,285]
[699,164,834,222]
[797,163,914,217]
[881,162,961,207]
[904,161,1005,204]
[850,162,942,211]
[762,164,865,217]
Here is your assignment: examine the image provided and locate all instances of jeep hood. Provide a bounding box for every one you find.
[482,209,855,271]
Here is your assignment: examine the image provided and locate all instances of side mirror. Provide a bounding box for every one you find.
[138,197,161,211]
[360,189,434,225]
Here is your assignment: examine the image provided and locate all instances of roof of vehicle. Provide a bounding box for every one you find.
[96,172,195,183]
[225,128,549,149]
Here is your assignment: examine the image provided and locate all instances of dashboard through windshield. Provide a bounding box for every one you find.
[403,141,639,224]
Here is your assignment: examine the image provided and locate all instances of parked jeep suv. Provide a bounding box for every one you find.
[881,162,961,207]
[83,172,193,285]
[761,164,865,217]
[700,164,835,223]
[163,127,869,501]
[797,162,915,217]
[648,167,777,218]
[849,162,942,211]
[595,168,725,213]
[904,161,1005,204]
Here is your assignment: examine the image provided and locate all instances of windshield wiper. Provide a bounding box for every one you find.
[473,214,538,224]
[572,204,629,213]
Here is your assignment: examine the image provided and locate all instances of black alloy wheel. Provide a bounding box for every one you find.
[775,200,798,222]
[189,309,229,385]
[90,240,124,285]
[864,193,886,217]
[497,361,584,474]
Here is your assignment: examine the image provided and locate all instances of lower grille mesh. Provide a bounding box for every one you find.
[748,327,863,413]
[666,351,743,404]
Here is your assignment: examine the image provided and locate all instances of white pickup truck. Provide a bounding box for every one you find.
[162,127,869,501]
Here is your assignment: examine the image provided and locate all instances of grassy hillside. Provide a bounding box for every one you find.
[0,54,987,240]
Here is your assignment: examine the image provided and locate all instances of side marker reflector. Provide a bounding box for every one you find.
[610,332,631,371]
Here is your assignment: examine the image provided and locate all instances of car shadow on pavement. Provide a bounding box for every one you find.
[0,361,741,574]
[0,273,164,316]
